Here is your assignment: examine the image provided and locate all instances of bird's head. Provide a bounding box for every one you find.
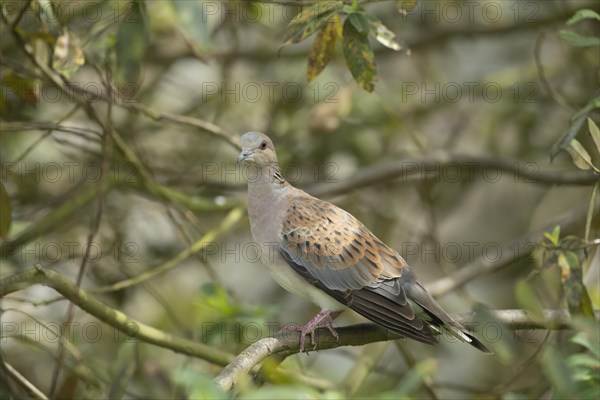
[237,131,278,166]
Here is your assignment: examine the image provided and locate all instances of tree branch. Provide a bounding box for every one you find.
[3,361,48,400]
[309,152,599,198]
[212,195,598,390]
[427,199,600,297]
[120,102,240,150]
[0,266,331,391]
[92,208,243,293]
[0,266,235,367]
[2,267,598,393]
[156,152,598,196]
[145,4,594,64]
[213,309,599,391]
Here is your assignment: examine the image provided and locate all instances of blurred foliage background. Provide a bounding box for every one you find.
[1,0,599,398]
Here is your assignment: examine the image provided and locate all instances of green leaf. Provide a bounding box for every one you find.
[515,280,545,321]
[282,2,341,46]
[394,359,437,398]
[542,347,576,398]
[342,5,357,14]
[348,13,370,34]
[289,1,340,25]
[172,366,229,400]
[588,118,600,155]
[115,0,149,85]
[240,385,333,400]
[585,182,599,243]
[396,0,419,15]
[472,304,517,363]
[559,30,600,47]
[560,251,595,316]
[571,332,600,358]
[198,283,238,317]
[552,96,600,158]
[37,0,61,34]
[566,139,598,171]
[579,286,595,317]
[342,19,377,92]
[567,353,600,371]
[567,9,600,25]
[307,16,342,82]
[544,225,561,246]
[52,31,85,78]
[0,182,11,240]
[170,0,211,50]
[367,16,402,51]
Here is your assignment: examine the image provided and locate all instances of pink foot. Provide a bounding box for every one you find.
[278,310,341,352]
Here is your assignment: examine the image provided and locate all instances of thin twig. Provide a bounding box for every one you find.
[9,0,33,29]
[427,200,599,297]
[66,86,240,150]
[490,330,552,396]
[49,70,114,399]
[0,121,102,137]
[395,342,440,400]
[92,207,243,293]
[340,342,388,397]
[11,107,82,163]
[534,32,572,110]
[4,362,48,400]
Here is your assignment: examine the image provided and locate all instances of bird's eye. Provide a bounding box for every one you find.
[259,140,268,150]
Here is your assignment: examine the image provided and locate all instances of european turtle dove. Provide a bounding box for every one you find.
[237,131,491,354]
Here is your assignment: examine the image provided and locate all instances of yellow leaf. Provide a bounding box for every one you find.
[566,139,597,171]
[52,31,85,78]
[396,0,419,15]
[0,182,12,240]
[307,16,342,82]
[588,118,600,155]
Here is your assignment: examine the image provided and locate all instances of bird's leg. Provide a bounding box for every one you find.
[279,310,342,352]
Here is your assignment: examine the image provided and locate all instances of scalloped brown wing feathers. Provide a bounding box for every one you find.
[279,195,438,345]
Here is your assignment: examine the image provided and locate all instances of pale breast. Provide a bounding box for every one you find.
[265,250,346,311]
[247,181,346,311]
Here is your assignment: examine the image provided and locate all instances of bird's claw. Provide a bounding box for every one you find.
[277,311,340,353]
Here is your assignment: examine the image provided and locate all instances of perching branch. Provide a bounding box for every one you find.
[213,194,599,391]
[2,266,598,393]
[213,309,599,391]
[0,266,330,391]
[211,199,600,392]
